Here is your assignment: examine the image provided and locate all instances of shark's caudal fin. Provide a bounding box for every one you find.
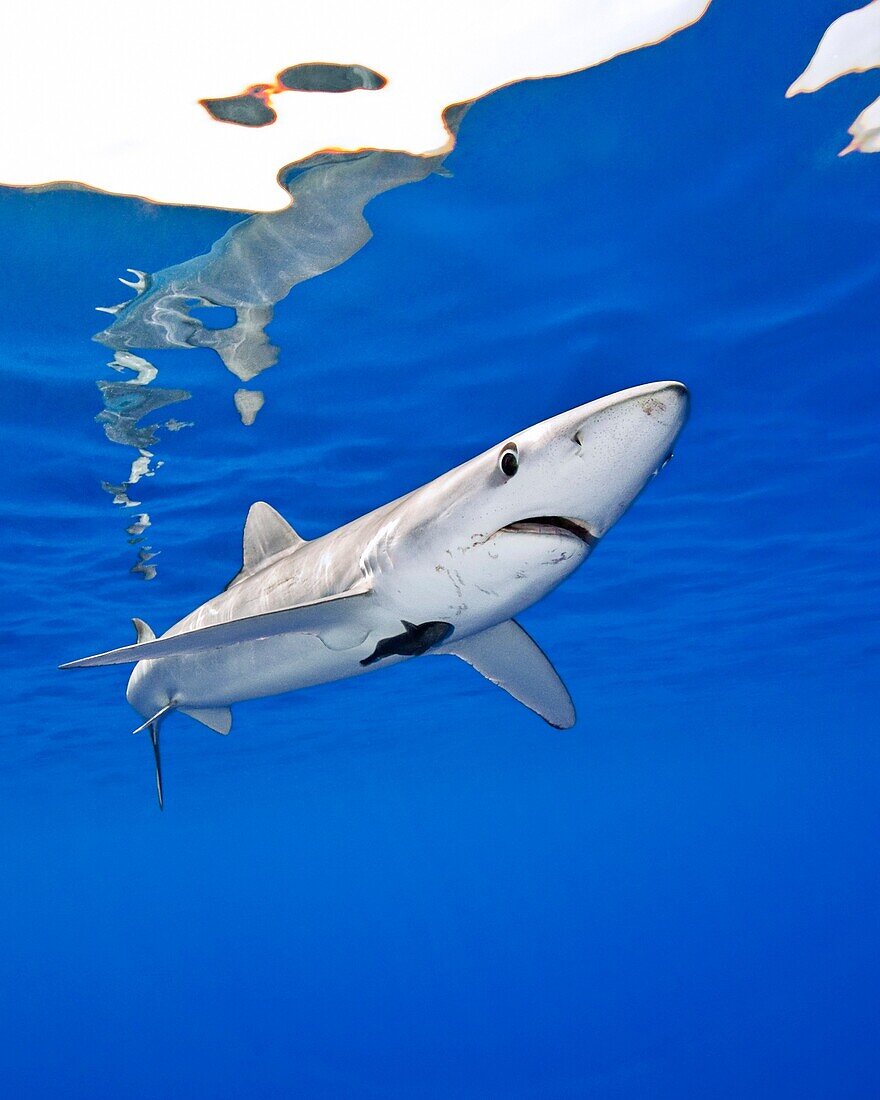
[440,619,576,729]
[133,705,170,809]
[131,703,231,809]
[59,579,372,669]
[226,502,307,589]
[149,721,164,810]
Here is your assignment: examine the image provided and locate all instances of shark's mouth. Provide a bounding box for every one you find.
[500,516,600,548]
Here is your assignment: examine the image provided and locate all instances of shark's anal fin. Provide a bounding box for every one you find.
[178,707,232,735]
[438,619,576,729]
[226,501,307,589]
[60,579,373,669]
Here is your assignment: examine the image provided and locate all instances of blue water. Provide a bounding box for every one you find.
[2,2,879,1095]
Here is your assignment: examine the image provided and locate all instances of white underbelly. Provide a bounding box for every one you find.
[145,627,405,709]
[137,529,589,710]
[381,528,590,638]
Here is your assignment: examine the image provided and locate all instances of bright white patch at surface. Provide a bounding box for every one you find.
[787,1,880,154]
[1,0,710,211]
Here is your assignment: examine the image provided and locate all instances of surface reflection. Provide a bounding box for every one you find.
[94,103,466,575]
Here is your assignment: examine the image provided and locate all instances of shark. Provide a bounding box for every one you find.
[62,381,689,807]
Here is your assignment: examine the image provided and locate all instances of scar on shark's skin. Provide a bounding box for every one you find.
[360,620,454,666]
[200,62,387,128]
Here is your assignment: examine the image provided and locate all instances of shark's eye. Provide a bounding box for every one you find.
[499,444,519,478]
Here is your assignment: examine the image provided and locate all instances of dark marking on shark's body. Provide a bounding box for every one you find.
[360,620,454,666]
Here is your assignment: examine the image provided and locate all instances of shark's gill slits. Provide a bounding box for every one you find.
[501,518,600,548]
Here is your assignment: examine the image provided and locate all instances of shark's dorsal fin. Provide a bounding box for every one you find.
[244,503,305,572]
[227,502,307,589]
[243,501,306,570]
[438,619,576,730]
[132,617,156,644]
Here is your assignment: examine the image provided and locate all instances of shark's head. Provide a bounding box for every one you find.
[400,382,690,599]
[486,380,690,542]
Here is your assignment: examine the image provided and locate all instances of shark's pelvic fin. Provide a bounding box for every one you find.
[440,619,576,730]
[60,579,373,669]
[178,706,232,735]
[131,702,176,736]
[132,617,156,644]
[226,502,307,589]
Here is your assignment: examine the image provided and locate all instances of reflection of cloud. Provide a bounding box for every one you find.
[787,1,880,155]
[201,63,388,129]
[126,513,151,540]
[95,346,189,578]
[78,1,714,577]
[276,62,387,93]
[92,108,470,574]
[1,0,712,211]
[130,549,159,582]
[96,110,469,399]
[201,88,278,129]
[95,379,190,449]
[234,389,265,426]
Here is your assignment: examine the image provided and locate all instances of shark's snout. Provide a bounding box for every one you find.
[645,380,689,435]
[635,381,689,473]
[560,380,690,537]
[575,380,688,439]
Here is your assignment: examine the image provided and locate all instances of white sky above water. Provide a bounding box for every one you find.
[788,1,880,155]
[1,0,710,211]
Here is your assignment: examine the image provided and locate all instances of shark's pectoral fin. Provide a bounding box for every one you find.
[439,619,576,730]
[60,579,373,669]
[178,706,232,735]
[226,502,307,589]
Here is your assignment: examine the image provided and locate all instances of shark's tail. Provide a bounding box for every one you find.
[149,720,164,811]
[130,703,232,809]
[132,703,175,810]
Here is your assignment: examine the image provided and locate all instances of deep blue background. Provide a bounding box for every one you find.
[1,2,879,1095]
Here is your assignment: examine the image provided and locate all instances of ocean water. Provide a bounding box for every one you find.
[1,2,879,1096]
